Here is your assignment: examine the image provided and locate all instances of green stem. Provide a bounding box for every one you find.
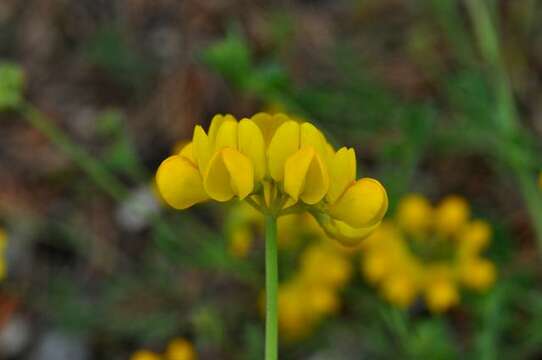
[19,103,127,200]
[17,102,182,254]
[465,0,542,249]
[516,169,542,250]
[265,214,278,360]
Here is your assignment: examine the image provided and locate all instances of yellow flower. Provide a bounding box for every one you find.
[396,194,433,235]
[433,196,470,236]
[457,220,491,257]
[229,227,252,258]
[165,338,197,360]
[381,273,419,309]
[360,194,496,313]
[362,252,390,283]
[459,257,496,291]
[131,350,162,360]
[277,279,342,341]
[156,113,388,245]
[307,285,340,315]
[278,283,314,341]
[425,277,459,313]
[299,244,352,289]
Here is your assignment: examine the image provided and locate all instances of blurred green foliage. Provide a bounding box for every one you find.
[0,62,23,110]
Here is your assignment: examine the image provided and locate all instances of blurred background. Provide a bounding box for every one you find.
[0,0,542,359]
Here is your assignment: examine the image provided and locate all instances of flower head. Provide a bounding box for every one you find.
[361,194,496,312]
[156,113,388,245]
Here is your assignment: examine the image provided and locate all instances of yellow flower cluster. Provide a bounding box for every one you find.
[130,338,196,360]
[277,241,352,341]
[0,228,7,280]
[361,194,496,313]
[156,113,388,245]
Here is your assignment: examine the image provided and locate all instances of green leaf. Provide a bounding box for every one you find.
[202,27,252,88]
[0,62,24,110]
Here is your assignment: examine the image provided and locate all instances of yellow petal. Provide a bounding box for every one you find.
[323,142,336,164]
[328,178,388,228]
[214,119,238,151]
[238,119,266,181]
[204,150,234,201]
[324,218,381,247]
[204,148,254,201]
[300,122,326,157]
[208,114,236,143]
[284,147,314,202]
[326,147,356,203]
[283,147,329,204]
[251,112,289,146]
[192,125,211,173]
[268,121,300,181]
[222,148,254,199]
[178,142,195,163]
[300,153,329,204]
[333,220,380,246]
[155,155,208,209]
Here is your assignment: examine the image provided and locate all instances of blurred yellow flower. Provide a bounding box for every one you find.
[130,350,161,360]
[277,283,312,341]
[433,196,470,236]
[360,194,496,313]
[277,278,342,342]
[229,227,253,258]
[156,113,388,246]
[459,258,496,291]
[425,277,459,313]
[165,338,197,360]
[299,243,352,289]
[131,338,196,360]
[256,240,353,341]
[396,194,432,235]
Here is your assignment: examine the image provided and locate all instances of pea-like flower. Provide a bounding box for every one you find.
[155,113,387,359]
[156,113,388,245]
[361,194,496,313]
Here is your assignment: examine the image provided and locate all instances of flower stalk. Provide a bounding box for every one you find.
[265,214,278,360]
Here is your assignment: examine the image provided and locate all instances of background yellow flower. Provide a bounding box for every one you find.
[361,194,496,313]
